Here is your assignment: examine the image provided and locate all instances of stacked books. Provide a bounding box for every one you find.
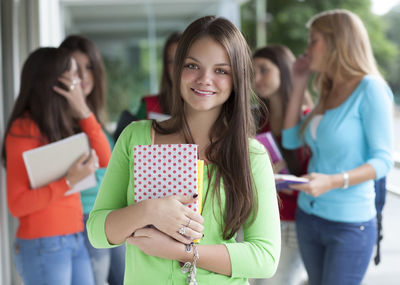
[274,174,309,191]
[256,132,310,190]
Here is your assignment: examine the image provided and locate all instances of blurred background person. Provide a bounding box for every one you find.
[3,47,111,285]
[283,9,393,285]
[60,35,125,285]
[114,31,181,140]
[252,44,312,285]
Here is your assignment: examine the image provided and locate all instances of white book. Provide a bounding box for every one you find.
[147,111,171,122]
[22,133,96,196]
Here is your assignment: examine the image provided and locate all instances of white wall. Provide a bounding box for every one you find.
[1,1,64,284]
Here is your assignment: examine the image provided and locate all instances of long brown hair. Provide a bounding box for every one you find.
[300,9,381,136]
[253,45,295,118]
[253,45,311,175]
[154,16,257,240]
[159,32,181,114]
[60,35,106,123]
[2,47,76,163]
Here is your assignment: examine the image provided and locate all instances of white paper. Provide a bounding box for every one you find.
[147,112,171,122]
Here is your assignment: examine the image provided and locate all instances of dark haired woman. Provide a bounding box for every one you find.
[60,35,125,285]
[137,31,182,118]
[88,16,280,284]
[114,32,182,140]
[3,47,111,285]
[253,45,312,285]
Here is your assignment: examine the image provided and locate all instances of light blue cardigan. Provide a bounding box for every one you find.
[282,75,393,222]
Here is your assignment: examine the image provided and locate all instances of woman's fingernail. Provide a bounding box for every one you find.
[193,194,198,198]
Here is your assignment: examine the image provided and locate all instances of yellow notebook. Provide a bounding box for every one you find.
[197,159,204,214]
[194,159,204,243]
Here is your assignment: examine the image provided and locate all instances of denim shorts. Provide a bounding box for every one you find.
[296,209,377,285]
[13,233,94,285]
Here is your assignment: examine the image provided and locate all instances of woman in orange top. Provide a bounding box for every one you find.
[2,47,111,285]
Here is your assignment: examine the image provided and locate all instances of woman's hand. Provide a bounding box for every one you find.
[272,159,287,174]
[65,149,99,187]
[53,72,91,119]
[127,227,185,260]
[143,194,204,244]
[292,54,312,89]
[291,172,335,197]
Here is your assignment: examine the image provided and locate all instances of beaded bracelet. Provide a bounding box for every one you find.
[180,243,199,285]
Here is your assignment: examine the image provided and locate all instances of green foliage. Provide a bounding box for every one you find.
[241,0,397,87]
[382,5,400,101]
[103,39,165,122]
[241,1,257,48]
[103,57,148,122]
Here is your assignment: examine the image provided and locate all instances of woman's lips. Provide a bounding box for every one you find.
[191,88,216,96]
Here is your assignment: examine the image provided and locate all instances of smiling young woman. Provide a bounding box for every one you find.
[180,36,233,117]
[87,16,280,284]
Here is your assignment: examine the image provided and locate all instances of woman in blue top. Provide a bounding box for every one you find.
[282,9,393,285]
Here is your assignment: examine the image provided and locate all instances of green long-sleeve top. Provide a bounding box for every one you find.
[87,120,280,284]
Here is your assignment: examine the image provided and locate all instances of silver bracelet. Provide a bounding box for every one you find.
[342,172,349,189]
[180,244,199,285]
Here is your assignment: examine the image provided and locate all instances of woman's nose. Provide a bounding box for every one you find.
[196,70,212,85]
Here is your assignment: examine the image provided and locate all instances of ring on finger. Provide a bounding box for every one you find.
[186,218,192,227]
[70,84,75,91]
[178,226,186,235]
[72,79,79,85]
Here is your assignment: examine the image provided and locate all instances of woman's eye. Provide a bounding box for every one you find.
[86,64,93,70]
[184,63,198,69]
[216,68,228,75]
[260,67,269,74]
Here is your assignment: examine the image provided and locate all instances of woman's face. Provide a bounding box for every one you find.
[180,36,232,116]
[72,51,94,97]
[307,29,327,72]
[253,58,281,99]
[167,42,178,81]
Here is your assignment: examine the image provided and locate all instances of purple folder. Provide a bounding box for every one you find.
[256,132,289,174]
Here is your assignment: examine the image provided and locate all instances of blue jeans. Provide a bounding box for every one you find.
[13,233,94,285]
[83,214,125,285]
[296,209,377,285]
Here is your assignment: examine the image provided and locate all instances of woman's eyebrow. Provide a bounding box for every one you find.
[185,56,230,67]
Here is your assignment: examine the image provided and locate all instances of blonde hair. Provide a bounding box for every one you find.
[300,9,381,135]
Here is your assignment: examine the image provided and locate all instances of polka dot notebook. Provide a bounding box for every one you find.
[133,144,204,213]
